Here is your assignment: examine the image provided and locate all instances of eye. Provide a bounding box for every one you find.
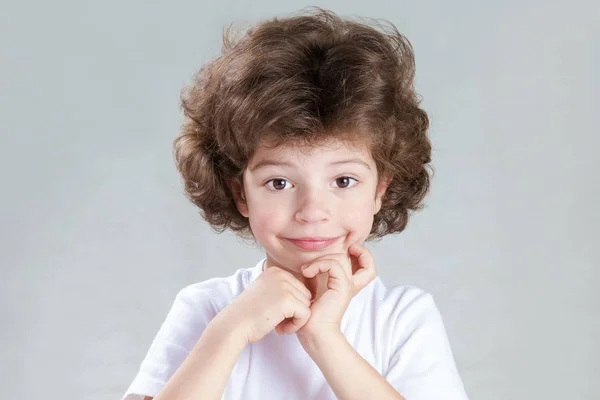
[332,176,358,189]
[265,178,292,191]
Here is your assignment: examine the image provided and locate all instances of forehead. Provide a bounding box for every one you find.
[250,137,372,163]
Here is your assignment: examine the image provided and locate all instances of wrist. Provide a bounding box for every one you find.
[297,326,345,352]
[206,307,250,347]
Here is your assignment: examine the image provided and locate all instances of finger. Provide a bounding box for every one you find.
[285,281,312,306]
[306,253,352,278]
[301,259,350,292]
[278,268,313,300]
[275,289,311,335]
[348,243,377,290]
[282,298,311,334]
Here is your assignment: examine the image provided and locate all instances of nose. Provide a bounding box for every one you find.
[294,187,330,223]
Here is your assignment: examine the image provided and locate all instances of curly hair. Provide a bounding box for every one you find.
[173,7,433,242]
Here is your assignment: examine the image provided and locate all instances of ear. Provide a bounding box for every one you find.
[374,172,392,215]
[230,177,249,218]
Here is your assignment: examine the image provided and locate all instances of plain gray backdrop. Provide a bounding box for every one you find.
[1,1,598,399]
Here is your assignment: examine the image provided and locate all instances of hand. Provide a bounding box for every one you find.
[295,243,377,341]
[222,266,313,344]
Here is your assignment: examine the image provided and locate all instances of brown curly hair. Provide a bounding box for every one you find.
[173,7,433,242]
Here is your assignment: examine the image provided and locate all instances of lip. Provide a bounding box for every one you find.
[285,237,340,251]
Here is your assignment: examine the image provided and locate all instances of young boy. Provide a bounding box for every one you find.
[122,7,469,400]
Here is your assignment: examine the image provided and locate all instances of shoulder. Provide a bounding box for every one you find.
[372,282,468,398]
[174,262,258,313]
[121,262,263,400]
[134,265,258,372]
[362,278,444,336]
[370,280,455,359]
[367,278,436,319]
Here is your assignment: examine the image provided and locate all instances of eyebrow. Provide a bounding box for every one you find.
[249,158,371,171]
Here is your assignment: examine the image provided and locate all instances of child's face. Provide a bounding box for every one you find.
[236,138,389,272]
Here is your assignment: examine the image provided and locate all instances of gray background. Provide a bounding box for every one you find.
[1,1,598,399]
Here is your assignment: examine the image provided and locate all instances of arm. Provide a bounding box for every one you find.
[153,310,247,400]
[127,266,313,400]
[384,292,469,399]
[300,329,406,400]
[295,246,406,400]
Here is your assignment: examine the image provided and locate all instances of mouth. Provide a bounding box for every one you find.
[284,237,340,251]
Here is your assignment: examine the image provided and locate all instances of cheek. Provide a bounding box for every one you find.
[247,200,288,238]
[341,199,375,242]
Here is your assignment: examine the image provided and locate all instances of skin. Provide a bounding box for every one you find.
[233,137,391,297]
[150,138,407,400]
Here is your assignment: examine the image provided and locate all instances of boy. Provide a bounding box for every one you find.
[123,7,469,400]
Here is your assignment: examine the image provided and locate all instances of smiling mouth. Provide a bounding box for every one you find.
[284,237,340,251]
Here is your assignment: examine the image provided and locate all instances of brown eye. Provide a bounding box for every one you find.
[267,179,289,190]
[334,177,357,188]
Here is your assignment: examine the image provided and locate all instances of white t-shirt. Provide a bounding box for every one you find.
[123,259,469,400]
